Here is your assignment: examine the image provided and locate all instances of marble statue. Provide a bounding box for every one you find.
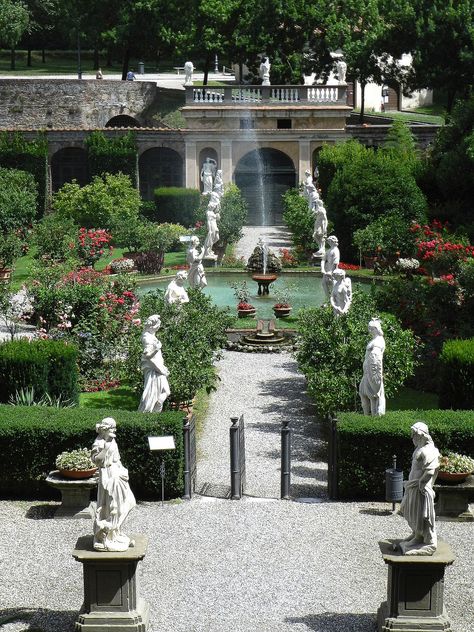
[308,186,320,214]
[321,235,340,299]
[259,57,271,85]
[138,315,170,413]
[330,268,352,316]
[359,318,386,416]
[303,169,315,200]
[201,157,217,194]
[213,169,224,198]
[186,236,207,289]
[397,422,440,556]
[91,417,136,552]
[164,271,190,305]
[312,198,328,258]
[203,191,221,259]
[336,59,347,84]
[184,61,194,85]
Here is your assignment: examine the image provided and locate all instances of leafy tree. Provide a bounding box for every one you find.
[296,291,415,418]
[282,187,316,260]
[0,0,29,70]
[0,167,37,233]
[23,0,60,66]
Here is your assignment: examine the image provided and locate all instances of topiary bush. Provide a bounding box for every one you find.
[0,339,79,404]
[0,405,184,499]
[439,338,474,409]
[152,187,201,227]
[337,410,474,499]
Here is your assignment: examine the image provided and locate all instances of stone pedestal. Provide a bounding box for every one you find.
[46,470,97,519]
[377,539,454,632]
[435,475,474,521]
[73,534,149,632]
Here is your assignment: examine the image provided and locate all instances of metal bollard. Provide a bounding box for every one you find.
[281,420,291,500]
[182,417,191,500]
[230,417,241,499]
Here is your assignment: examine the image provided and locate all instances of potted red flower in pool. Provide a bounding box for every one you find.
[230,281,256,318]
[437,452,474,484]
[273,284,293,318]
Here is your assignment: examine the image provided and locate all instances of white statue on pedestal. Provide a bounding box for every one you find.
[187,236,207,289]
[184,61,194,85]
[91,417,136,552]
[321,235,340,299]
[308,186,320,214]
[213,169,224,198]
[330,268,352,316]
[398,422,440,556]
[138,315,170,413]
[203,191,221,259]
[200,157,217,194]
[312,198,328,258]
[303,169,314,200]
[336,59,347,84]
[260,57,271,85]
[359,318,386,416]
[164,271,189,305]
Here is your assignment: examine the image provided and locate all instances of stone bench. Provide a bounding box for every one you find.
[435,474,474,521]
[46,470,97,519]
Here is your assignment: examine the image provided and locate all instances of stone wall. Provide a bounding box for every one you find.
[0,79,158,129]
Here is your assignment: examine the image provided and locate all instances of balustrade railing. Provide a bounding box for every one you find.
[186,84,347,106]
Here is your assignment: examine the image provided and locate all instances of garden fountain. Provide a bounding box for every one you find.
[228,318,295,353]
[246,238,281,295]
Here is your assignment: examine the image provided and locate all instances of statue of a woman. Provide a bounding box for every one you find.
[184,60,194,86]
[359,318,386,416]
[138,315,170,413]
[259,56,271,85]
[398,422,439,556]
[213,169,224,198]
[164,271,189,305]
[91,417,136,552]
[187,236,207,288]
[312,198,328,258]
[203,191,221,259]
[200,157,217,194]
[321,235,340,299]
[330,268,352,316]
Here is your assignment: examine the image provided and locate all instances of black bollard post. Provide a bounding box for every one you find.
[230,417,241,500]
[281,420,291,500]
[182,416,191,500]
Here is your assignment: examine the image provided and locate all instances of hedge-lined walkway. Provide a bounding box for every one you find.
[197,350,327,500]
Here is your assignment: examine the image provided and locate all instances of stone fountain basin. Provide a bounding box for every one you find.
[251,273,278,284]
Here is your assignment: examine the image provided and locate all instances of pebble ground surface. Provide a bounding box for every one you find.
[1,350,473,632]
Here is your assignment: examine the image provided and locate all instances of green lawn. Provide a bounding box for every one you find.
[359,109,444,126]
[80,386,139,411]
[388,387,438,411]
[0,49,123,76]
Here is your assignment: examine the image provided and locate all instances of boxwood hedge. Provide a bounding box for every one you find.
[0,405,185,500]
[337,410,474,499]
[439,338,474,409]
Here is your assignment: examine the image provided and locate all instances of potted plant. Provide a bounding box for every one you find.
[437,452,474,483]
[55,448,97,479]
[230,280,256,318]
[273,284,293,318]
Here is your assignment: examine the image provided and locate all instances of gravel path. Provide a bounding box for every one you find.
[234,225,293,262]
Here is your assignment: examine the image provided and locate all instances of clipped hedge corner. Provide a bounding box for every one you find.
[439,338,474,410]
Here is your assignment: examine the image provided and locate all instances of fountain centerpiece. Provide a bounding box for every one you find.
[246,238,282,295]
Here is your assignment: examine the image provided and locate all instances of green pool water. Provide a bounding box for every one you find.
[138,272,367,319]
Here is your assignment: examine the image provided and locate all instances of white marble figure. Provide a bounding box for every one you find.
[398,422,440,556]
[330,268,352,316]
[260,57,271,85]
[138,315,170,413]
[321,235,340,299]
[200,157,217,194]
[186,236,207,289]
[184,61,194,85]
[312,198,328,258]
[303,169,315,200]
[336,59,347,84]
[91,417,136,552]
[359,318,386,416]
[164,271,190,305]
[203,191,221,259]
[308,186,320,214]
[213,169,224,198]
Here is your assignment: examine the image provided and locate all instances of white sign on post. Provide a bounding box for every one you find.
[148,436,176,451]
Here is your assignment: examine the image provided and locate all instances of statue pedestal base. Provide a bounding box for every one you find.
[377,539,454,632]
[73,534,149,631]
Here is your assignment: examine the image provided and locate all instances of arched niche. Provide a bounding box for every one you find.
[234,148,296,225]
[105,115,141,128]
[138,147,184,200]
[198,148,218,193]
[51,147,89,192]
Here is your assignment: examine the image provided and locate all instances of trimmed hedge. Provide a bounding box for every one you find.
[337,410,474,499]
[439,338,474,409]
[0,340,79,404]
[85,131,138,186]
[0,405,185,500]
[152,187,201,227]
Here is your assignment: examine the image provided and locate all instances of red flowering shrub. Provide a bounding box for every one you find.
[237,302,255,310]
[411,220,474,276]
[279,248,299,268]
[339,262,360,271]
[61,267,104,286]
[75,228,113,267]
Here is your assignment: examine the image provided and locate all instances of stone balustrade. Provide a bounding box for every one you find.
[185,84,347,106]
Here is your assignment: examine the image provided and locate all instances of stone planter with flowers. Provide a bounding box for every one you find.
[55,448,97,479]
[230,280,256,318]
[437,452,474,483]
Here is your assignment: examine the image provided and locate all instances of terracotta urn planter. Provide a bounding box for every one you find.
[59,468,98,480]
[237,302,256,318]
[273,305,292,318]
[437,471,472,484]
